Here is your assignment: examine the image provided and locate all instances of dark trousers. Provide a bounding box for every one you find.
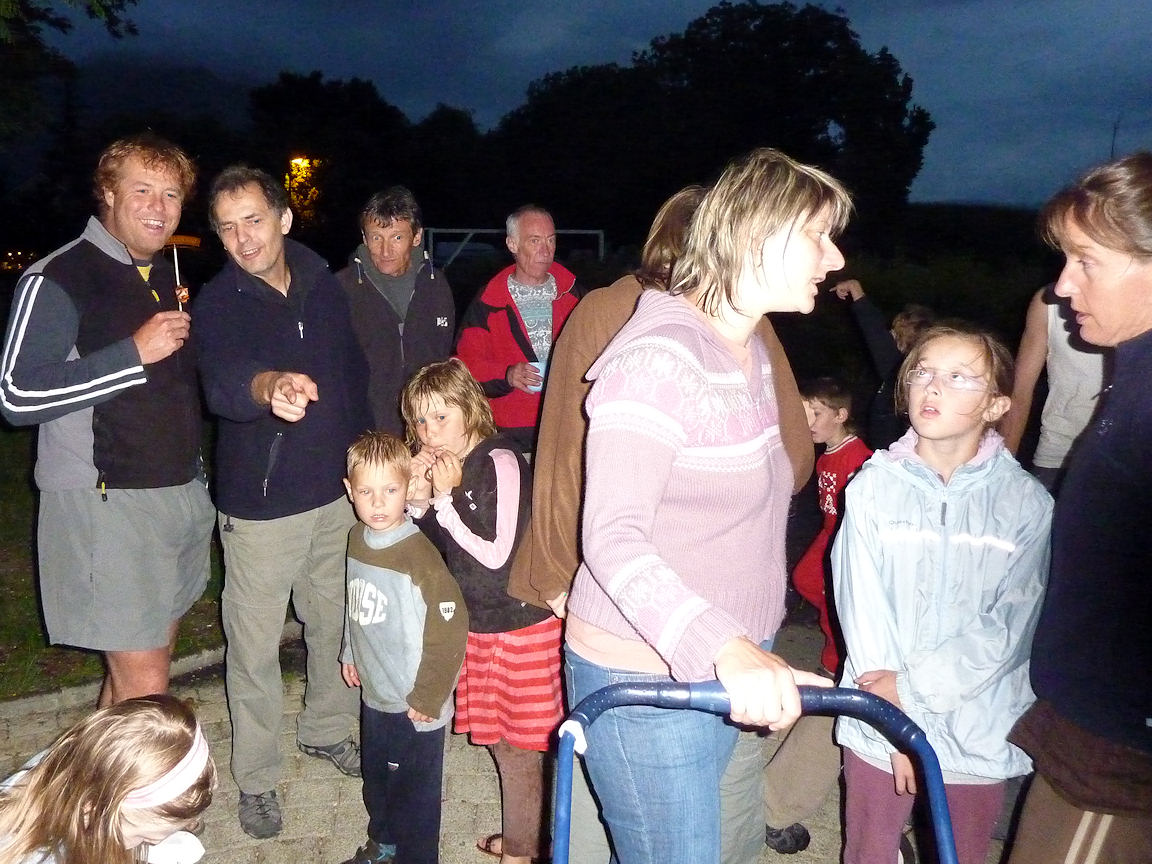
[362,704,446,864]
[843,750,1003,864]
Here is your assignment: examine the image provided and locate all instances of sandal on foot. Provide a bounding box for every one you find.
[476,833,502,859]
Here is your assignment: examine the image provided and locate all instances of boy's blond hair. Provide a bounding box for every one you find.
[400,359,496,450]
[346,431,413,480]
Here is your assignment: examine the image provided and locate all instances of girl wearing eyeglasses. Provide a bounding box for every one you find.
[829,323,1053,864]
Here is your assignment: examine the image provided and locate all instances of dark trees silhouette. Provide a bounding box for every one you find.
[245,78,491,257]
[492,1,933,245]
[408,104,489,227]
[489,62,675,244]
[0,1,137,149]
[3,1,935,261]
[247,71,412,259]
[225,2,935,254]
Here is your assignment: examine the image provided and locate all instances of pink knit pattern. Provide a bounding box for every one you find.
[569,291,790,682]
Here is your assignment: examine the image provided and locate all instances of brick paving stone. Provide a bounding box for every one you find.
[0,625,1007,863]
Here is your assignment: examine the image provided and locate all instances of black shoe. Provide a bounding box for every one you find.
[765,822,810,854]
[298,735,361,777]
[238,789,282,839]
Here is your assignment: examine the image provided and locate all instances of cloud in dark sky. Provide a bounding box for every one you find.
[46,0,1151,207]
[838,0,1152,204]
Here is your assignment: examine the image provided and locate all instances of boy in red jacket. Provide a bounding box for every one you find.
[792,377,872,676]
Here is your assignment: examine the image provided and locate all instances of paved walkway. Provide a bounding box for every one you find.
[0,623,1005,864]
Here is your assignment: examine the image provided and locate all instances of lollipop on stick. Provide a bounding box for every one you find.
[173,246,190,309]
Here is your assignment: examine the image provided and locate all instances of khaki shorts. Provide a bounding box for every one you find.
[38,479,215,651]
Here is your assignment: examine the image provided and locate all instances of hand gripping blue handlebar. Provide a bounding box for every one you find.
[554,682,958,864]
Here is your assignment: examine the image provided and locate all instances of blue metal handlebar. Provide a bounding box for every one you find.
[554,683,957,864]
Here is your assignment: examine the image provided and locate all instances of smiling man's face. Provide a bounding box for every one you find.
[100,154,184,261]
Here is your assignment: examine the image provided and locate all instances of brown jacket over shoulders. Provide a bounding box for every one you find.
[508,275,813,608]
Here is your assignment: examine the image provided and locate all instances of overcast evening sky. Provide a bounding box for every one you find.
[48,0,1152,207]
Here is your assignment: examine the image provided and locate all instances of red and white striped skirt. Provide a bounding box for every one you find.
[454,616,564,751]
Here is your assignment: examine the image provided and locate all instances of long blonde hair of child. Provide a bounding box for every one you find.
[400,358,497,452]
[0,695,215,864]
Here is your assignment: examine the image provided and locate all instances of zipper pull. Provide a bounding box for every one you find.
[298,321,304,339]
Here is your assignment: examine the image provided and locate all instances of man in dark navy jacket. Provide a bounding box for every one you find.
[195,165,371,839]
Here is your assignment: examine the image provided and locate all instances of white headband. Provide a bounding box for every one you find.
[122,725,209,810]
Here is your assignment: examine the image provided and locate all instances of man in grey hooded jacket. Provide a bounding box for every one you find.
[336,186,456,435]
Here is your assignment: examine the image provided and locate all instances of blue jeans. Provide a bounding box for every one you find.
[564,647,738,864]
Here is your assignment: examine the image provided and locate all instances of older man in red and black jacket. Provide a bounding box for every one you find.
[455,205,580,451]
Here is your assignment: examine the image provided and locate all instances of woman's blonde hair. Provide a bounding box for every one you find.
[400,359,497,450]
[0,695,215,864]
[670,148,852,316]
[894,323,1014,419]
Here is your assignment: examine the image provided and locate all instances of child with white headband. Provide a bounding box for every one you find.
[0,694,216,864]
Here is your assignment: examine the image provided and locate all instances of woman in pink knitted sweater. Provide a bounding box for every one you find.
[564,148,851,864]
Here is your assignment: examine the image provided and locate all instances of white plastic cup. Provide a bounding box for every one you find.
[527,358,548,393]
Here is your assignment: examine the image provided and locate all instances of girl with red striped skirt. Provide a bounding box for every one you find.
[403,359,562,864]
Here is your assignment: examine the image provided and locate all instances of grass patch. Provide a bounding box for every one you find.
[0,549,224,701]
[0,426,225,702]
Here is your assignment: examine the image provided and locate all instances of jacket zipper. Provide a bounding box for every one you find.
[263,432,284,497]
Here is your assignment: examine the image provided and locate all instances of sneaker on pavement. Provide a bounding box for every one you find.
[298,735,361,777]
[341,838,395,864]
[238,789,282,839]
[765,822,811,854]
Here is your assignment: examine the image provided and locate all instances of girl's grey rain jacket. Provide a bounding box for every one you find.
[831,430,1053,780]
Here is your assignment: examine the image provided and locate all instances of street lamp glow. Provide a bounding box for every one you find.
[285,157,322,224]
